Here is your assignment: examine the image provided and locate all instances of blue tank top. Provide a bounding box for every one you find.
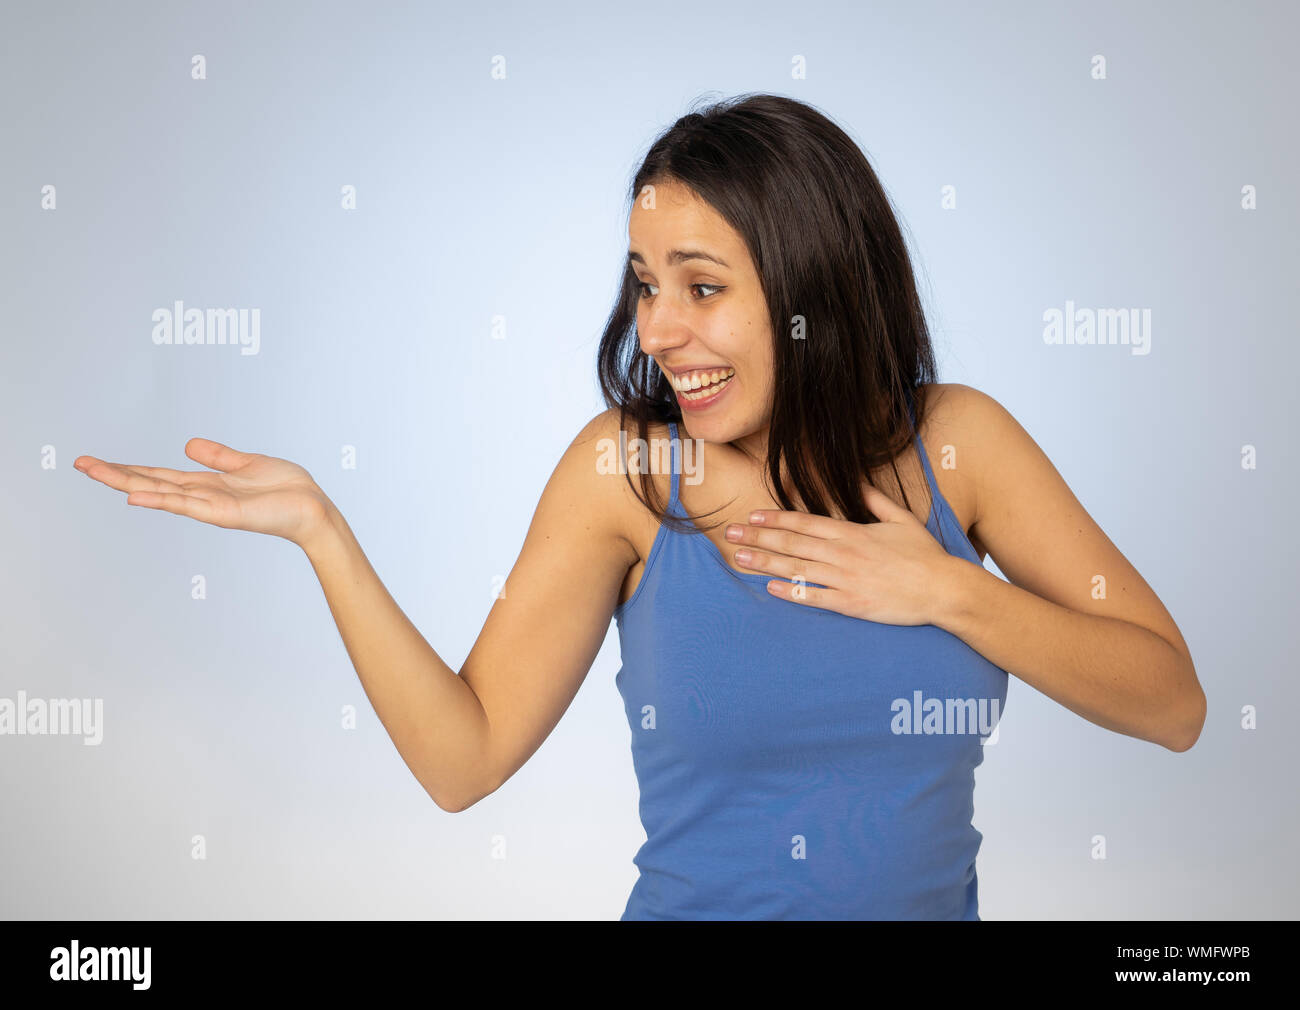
[612,388,1008,919]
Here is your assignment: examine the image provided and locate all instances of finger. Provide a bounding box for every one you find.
[77,457,224,491]
[763,577,839,610]
[862,482,916,523]
[730,523,841,566]
[111,464,222,493]
[184,438,257,473]
[734,546,841,589]
[121,464,224,486]
[125,490,218,522]
[78,461,187,495]
[746,509,845,539]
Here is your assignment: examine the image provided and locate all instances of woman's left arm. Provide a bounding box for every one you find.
[930,385,1206,752]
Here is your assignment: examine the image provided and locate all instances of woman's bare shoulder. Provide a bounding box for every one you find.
[916,382,1020,453]
[565,408,674,546]
[911,382,996,537]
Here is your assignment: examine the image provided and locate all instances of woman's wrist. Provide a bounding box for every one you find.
[294,492,349,560]
[929,554,990,634]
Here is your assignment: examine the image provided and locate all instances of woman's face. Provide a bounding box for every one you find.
[628,178,774,450]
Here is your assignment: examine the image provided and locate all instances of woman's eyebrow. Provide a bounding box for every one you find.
[627,249,731,269]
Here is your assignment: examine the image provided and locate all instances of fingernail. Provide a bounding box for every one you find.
[725,524,742,541]
[749,512,765,524]
[734,549,751,563]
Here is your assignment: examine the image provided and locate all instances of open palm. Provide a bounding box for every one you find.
[74,438,331,546]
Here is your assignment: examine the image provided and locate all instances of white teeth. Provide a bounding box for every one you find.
[679,373,734,400]
[671,367,734,392]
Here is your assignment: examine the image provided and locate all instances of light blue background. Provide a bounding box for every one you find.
[2,0,1296,918]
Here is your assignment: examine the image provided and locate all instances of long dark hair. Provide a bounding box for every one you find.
[597,92,941,540]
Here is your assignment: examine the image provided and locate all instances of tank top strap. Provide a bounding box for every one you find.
[906,386,941,503]
[666,420,683,518]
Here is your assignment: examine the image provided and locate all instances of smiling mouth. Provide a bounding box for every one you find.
[665,366,736,400]
[678,372,735,401]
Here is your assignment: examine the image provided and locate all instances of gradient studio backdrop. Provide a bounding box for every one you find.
[2,0,1297,919]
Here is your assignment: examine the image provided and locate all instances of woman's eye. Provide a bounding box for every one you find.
[635,282,722,300]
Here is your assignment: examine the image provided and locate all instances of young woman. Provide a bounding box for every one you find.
[74,93,1204,921]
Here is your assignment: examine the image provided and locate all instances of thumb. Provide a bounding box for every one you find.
[185,438,256,472]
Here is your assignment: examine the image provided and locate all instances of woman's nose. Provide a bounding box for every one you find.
[640,326,684,359]
[638,305,691,357]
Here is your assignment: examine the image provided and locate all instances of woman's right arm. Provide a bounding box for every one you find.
[296,500,498,813]
[300,407,639,811]
[77,409,641,813]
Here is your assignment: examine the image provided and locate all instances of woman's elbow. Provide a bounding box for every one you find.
[1166,683,1207,753]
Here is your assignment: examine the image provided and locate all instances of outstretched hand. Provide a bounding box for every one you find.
[725,483,962,626]
[74,438,332,547]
